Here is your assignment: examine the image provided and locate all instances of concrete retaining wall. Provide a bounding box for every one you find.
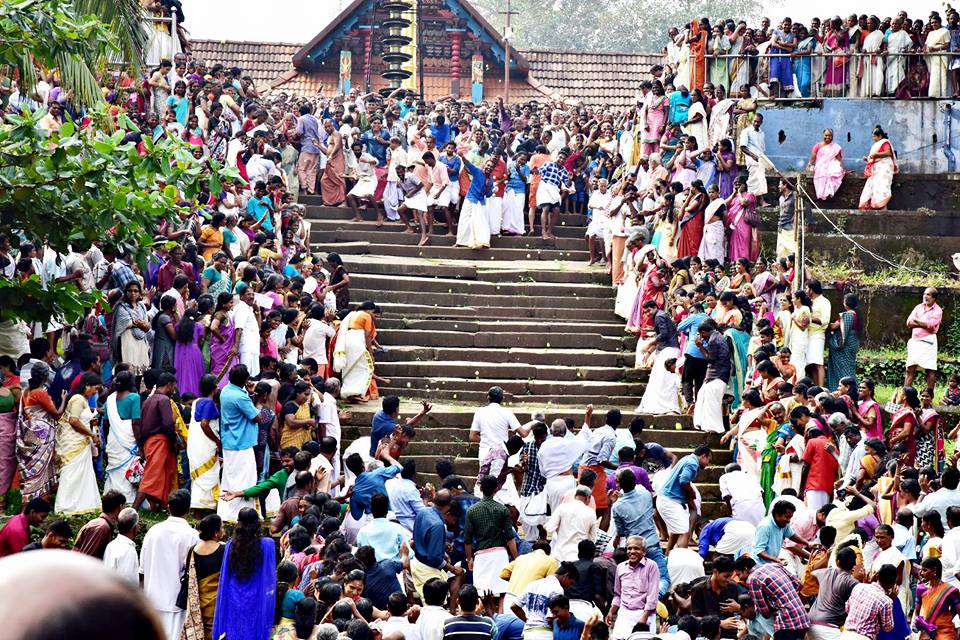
[758,99,960,175]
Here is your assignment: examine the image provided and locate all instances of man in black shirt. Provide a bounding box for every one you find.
[689,555,745,638]
[566,540,608,611]
[21,520,72,552]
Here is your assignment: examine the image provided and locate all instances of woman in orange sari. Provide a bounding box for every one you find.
[887,386,919,466]
[332,301,379,402]
[688,19,708,91]
[914,558,960,640]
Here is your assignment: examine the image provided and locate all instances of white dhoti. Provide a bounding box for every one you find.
[426,185,452,208]
[805,489,830,510]
[715,520,756,556]
[638,347,681,415]
[403,189,428,212]
[806,332,826,366]
[348,175,377,199]
[472,547,510,594]
[156,609,186,640]
[485,196,503,235]
[535,182,562,208]
[745,158,768,196]
[693,378,726,433]
[807,623,843,640]
[611,607,652,640]
[520,491,549,533]
[657,495,691,535]
[731,496,765,526]
[456,200,492,248]
[906,335,938,371]
[544,475,576,514]
[776,227,796,260]
[216,448,257,522]
[383,181,402,220]
[502,189,525,234]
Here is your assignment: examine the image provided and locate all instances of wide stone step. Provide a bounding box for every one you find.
[311,227,587,251]
[339,257,610,285]
[311,241,588,261]
[377,360,628,382]
[778,233,956,271]
[758,208,960,237]
[375,302,621,322]
[302,202,587,227]
[377,346,636,369]
[350,272,609,298]
[307,217,590,239]
[381,375,643,396]
[378,387,644,407]
[376,328,627,351]
[376,318,627,338]
[353,288,609,310]
[763,174,960,212]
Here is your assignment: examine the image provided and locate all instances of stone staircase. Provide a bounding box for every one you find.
[301,195,727,519]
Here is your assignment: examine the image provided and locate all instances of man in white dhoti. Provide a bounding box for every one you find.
[455,152,494,249]
[693,319,730,434]
[859,19,885,97]
[719,463,766,525]
[606,536,661,638]
[657,447,713,552]
[140,489,199,640]
[231,286,261,378]
[738,113,770,206]
[905,287,943,390]
[215,365,261,522]
[926,14,952,98]
[638,302,682,415]
[464,475,518,606]
[538,412,594,515]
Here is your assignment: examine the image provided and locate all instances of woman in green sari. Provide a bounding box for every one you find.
[759,402,789,508]
[826,293,861,391]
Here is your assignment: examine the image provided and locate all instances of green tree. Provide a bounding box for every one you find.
[473,0,780,53]
[1,0,146,108]
[0,107,239,325]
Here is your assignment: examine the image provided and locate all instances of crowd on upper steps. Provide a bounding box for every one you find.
[1,4,960,640]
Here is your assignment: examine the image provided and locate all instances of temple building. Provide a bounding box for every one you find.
[189,0,659,107]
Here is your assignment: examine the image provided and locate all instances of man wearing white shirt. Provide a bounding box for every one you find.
[718,463,765,525]
[317,378,343,491]
[912,466,960,524]
[544,486,598,562]
[103,507,141,586]
[469,386,523,463]
[417,577,453,640]
[941,507,960,587]
[140,490,199,640]
[538,408,595,514]
[378,592,422,640]
[231,286,261,377]
[302,305,337,368]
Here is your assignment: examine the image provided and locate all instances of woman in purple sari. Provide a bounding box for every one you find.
[726,175,758,264]
[174,310,205,397]
[213,507,276,640]
[208,292,239,388]
[716,138,738,198]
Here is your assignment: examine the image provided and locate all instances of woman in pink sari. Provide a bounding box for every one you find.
[807,129,844,200]
[726,175,758,263]
[626,248,663,334]
[857,379,884,441]
[822,17,849,95]
[641,82,668,158]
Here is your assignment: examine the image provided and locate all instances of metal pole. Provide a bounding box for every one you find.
[503,0,511,103]
[417,0,424,99]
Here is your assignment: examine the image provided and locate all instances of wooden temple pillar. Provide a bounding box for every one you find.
[447,28,465,97]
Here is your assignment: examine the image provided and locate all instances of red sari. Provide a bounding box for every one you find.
[677,195,705,257]
[886,407,917,466]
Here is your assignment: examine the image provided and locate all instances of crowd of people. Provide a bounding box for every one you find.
[663,10,960,99]
[0,4,958,640]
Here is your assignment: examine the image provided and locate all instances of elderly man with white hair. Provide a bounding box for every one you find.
[537,408,595,515]
[606,535,660,638]
[544,486,598,562]
[102,507,141,586]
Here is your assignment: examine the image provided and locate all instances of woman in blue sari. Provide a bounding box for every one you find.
[826,293,861,391]
[213,507,276,640]
[793,25,817,97]
[717,291,752,409]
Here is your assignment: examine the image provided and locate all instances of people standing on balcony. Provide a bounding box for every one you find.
[768,18,796,98]
[860,16,886,96]
[822,18,849,96]
[886,17,913,92]
[926,13,952,97]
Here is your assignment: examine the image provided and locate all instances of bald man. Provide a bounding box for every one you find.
[0,550,163,640]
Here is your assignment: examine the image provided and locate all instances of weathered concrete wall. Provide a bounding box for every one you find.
[758,99,960,174]
[823,285,958,347]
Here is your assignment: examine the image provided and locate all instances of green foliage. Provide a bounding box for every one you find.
[0,107,240,325]
[472,0,777,53]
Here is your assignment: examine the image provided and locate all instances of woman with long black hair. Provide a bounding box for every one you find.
[213,507,276,640]
[174,309,205,397]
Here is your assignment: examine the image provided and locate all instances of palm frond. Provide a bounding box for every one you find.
[55,51,105,107]
[73,0,147,71]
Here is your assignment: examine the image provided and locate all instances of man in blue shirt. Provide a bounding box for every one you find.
[698,517,758,559]
[550,595,585,640]
[430,114,452,147]
[360,118,390,167]
[411,490,465,601]
[659,446,712,552]
[612,468,670,596]
[245,181,274,232]
[455,152,495,249]
[345,450,402,526]
[369,395,432,457]
[356,493,410,562]
[217,365,262,522]
[676,303,710,405]
[752,499,811,564]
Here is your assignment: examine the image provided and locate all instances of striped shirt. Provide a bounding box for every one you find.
[441,613,496,640]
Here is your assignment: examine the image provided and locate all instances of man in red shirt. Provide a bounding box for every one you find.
[0,498,50,557]
[800,425,840,510]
